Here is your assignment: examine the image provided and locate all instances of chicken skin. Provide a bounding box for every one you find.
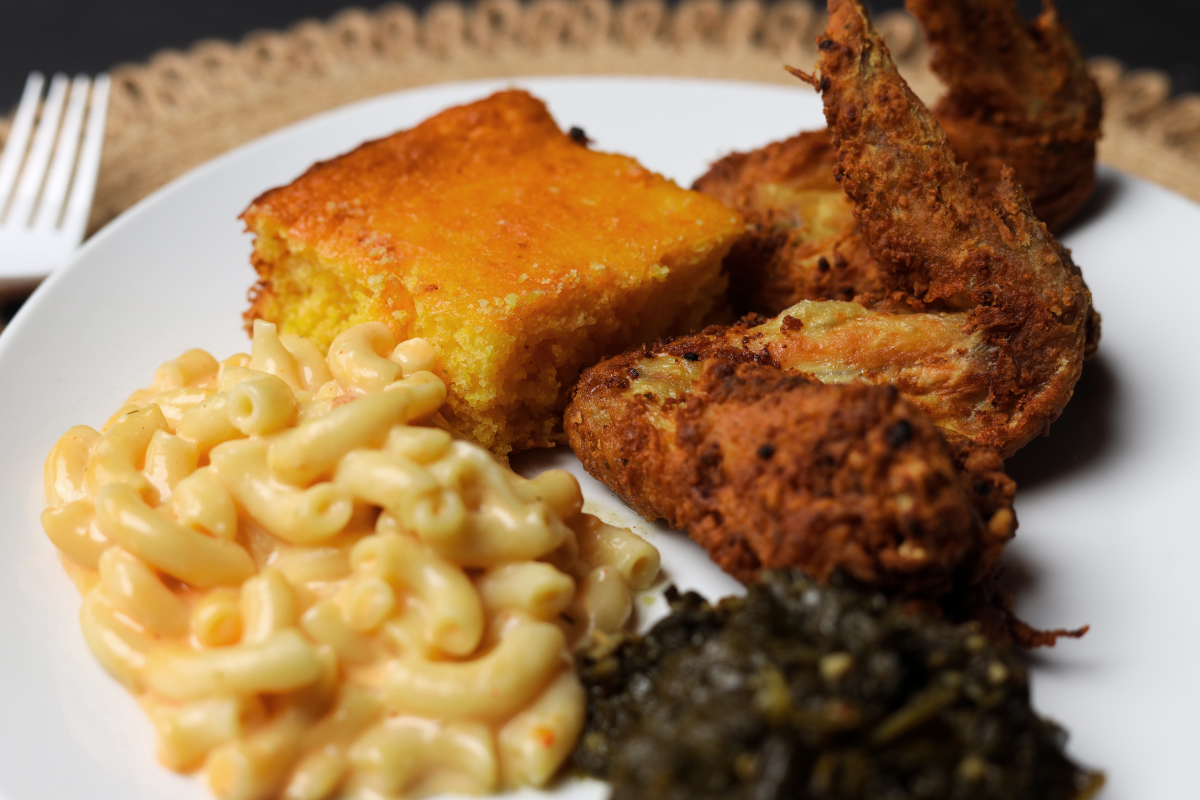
[808,0,1092,457]
[694,0,1101,324]
[911,0,1102,233]
[567,350,1015,601]
[694,130,892,317]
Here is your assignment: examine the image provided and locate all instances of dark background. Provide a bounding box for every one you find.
[0,0,1197,115]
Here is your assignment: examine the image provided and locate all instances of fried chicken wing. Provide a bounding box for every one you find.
[566,0,1095,644]
[910,0,1103,232]
[566,352,1014,599]
[811,0,1091,456]
[655,0,1094,458]
[566,336,1081,645]
[694,0,1101,320]
[565,0,1095,625]
[693,129,893,316]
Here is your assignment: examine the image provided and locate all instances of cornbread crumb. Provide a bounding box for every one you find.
[242,90,742,454]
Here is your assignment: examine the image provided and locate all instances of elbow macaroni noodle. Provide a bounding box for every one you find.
[42,321,660,800]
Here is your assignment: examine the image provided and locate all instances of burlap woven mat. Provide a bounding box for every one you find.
[2,0,1199,243]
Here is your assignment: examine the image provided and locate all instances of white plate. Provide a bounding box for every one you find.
[0,76,1196,800]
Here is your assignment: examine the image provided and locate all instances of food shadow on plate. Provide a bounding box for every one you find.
[508,445,568,476]
[1005,354,1119,490]
[1057,171,1123,237]
[0,288,33,328]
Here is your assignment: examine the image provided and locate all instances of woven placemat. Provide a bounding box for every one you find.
[3,0,1199,237]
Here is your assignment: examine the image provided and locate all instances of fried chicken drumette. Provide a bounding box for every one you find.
[694,0,1101,320]
[567,350,1015,600]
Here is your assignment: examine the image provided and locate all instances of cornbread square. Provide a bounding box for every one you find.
[242,90,743,455]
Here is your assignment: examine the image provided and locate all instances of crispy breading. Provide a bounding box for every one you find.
[565,271,1072,461]
[241,90,742,455]
[565,338,1085,645]
[692,130,893,316]
[694,0,1101,323]
[566,354,1014,599]
[810,0,1091,456]
[910,0,1103,232]
[717,303,995,445]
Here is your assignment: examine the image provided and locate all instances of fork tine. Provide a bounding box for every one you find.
[33,74,91,231]
[0,72,45,221]
[61,73,109,246]
[6,73,70,228]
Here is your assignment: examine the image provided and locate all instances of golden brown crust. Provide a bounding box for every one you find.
[605,3,1093,458]
[693,130,894,317]
[943,435,1015,531]
[909,0,1103,232]
[564,334,1091,645]
[567,356,1013,599]
[239,89,742,455]
[694,128,842,198]
[693,0,1102,352]
[814,0,1091,456]
[241,90,736,314]
[694,132,1100,356]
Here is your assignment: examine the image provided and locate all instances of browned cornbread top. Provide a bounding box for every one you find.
[241,90,743,453]
[243,90,735,312]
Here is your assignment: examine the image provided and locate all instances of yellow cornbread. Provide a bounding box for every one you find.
[242,90,743,454]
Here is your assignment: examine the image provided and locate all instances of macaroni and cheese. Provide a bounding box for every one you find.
[42,320,660,800]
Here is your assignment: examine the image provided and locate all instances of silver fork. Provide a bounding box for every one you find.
[0,72,109,291]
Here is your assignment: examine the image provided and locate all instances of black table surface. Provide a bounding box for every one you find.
[0,0,1197,116]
